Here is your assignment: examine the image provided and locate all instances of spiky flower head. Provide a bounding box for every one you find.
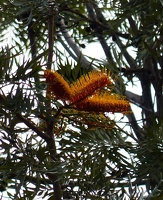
[75,93,130,114]
[44,70,71,100]
[70,70,112,103]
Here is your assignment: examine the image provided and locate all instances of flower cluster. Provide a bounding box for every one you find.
[44,69,130,113]
[75,93,130,114]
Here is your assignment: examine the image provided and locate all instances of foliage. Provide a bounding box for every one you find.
[133,120,163,197]
[0,0,163,199]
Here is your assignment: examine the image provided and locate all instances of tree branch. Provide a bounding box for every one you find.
[45,5,63,199]
[28,20,37,59]
[116,37,138,69]
[15,113,50,142]
[89,0,138,69]
[128,16,139,36]
[59,19,91,68]
[126,112,144,141]
[47,5,55,70]
[125,90,142,105]
[57,34,78,61]
[86,2,113,63]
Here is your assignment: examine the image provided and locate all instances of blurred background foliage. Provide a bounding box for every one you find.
[0,0,163,199]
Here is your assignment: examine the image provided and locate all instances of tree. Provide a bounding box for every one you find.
[0,0,163,199]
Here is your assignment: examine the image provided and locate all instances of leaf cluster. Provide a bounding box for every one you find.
[132,120,163,198]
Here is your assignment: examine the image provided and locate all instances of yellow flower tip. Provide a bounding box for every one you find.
[74,93,131,114]
[44,70,72,100]
[70,70,112,103]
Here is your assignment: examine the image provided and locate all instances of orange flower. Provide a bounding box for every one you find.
[44,70,71,100]
[70,70,112,103]
[44,69,112,102]
[44,70,130,114]
[75,93,130,113]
